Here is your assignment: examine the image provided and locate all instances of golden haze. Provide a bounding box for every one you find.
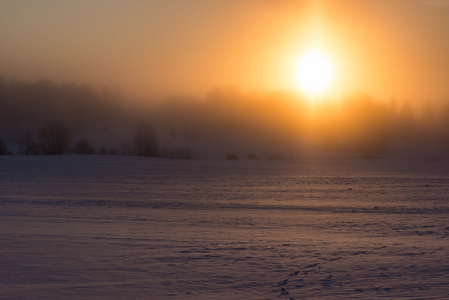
[1,1,449,158]
[1,0,449,101]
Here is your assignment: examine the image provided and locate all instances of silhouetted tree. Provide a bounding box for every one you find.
[226,153,239,160]
[108,148,118,155]
[74,137,95,154]
[18,130,41,155]
[0,138,8,155]
[133,123,159,157]
[39,121,72,155]
[100,146,107,155]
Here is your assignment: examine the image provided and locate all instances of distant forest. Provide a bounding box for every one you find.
[1,78,449,159]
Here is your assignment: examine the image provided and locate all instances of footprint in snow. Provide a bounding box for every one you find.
[289,270,300,276]
[278,279,288,286]
[305,262,320,268]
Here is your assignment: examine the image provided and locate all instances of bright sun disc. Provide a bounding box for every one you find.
[295,49,334,97]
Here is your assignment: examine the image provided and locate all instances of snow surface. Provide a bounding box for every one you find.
[1,155,449,299]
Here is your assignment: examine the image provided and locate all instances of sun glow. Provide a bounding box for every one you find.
[295,48,334,97]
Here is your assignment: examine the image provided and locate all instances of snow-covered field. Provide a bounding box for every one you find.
[1,155,449,299]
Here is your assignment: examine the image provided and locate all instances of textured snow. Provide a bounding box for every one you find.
[1,155,449,299]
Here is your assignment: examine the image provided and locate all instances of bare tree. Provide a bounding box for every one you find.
[18,130,41,155]
[0,138,8,155]
[39,121,72,155]
[133,123,159,157]
[74,137,95,154]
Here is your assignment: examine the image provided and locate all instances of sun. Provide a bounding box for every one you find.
[295,48,334,97]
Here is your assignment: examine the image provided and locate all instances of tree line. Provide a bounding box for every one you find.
[1,79,449,159]
[0,79,160,157]
[1,120,159,157]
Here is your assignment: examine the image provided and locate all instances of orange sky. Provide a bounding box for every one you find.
[1,0,449,102]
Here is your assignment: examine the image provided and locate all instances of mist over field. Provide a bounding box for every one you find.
[2,0,449,160]
[1,79,449,160]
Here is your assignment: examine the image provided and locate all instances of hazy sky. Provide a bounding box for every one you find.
[1,0,449,101]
